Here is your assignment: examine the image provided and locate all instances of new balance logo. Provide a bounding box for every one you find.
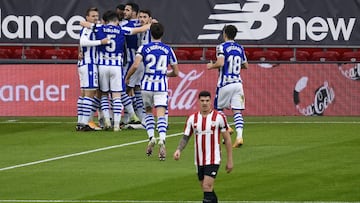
[197,0,285,40]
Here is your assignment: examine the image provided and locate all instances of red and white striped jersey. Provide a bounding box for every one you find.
[184,110,228,166]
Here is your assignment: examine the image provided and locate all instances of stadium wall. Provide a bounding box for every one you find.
[0,63,359,116]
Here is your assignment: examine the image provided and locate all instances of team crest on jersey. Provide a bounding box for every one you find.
[293,76,335,116]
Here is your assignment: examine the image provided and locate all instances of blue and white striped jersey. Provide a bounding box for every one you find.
[216,41,247,87]
[137,42,178,92]
[121,19,141,67]
[78,27,97,66]
[140,29,151,45]
[95,24,132,66]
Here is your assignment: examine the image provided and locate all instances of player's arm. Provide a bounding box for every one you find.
[167,63,179,77]
[207,55,224,70]
[80,28,109,46]
[173,135,190,161]
[125,54,142,85]
[129,23,152,35]
[241,61,249,69]
[222,130,233,173]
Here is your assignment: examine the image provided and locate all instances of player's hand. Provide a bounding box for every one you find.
[80,21,92,28]
[78,51,83,60]
[151,18,158,23]
[206,60,213,69]
[225,161,233,173]
[173,150,181,160]
[100,38,110,45]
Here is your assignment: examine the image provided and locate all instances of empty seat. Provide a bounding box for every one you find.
[174,49,190,60]
[42,49,71,59]
[0,48,12,59]
[69,49,80,60]
[280,50,310,61]
[205,50,216,61]
[189,50,204,60]
[13,48,41,59]
[310,51,340,61]
[340,51,360,62]
[250,50,280,61]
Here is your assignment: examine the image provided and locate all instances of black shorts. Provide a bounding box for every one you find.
[197,164,220,181]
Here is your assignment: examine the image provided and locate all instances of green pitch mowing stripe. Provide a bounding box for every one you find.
[0,201,357,203]
[0,117,359,202]
[0,132,182,172]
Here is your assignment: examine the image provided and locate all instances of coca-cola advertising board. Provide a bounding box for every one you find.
[0,63,359,116]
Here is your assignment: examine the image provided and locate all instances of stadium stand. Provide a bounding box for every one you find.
[310,50,340,62]
[12,48,41,59]
[42,48,71,60]
[1,44,360,63]
[249,49,280,61]
[69,49,79,60]
[174,49,191,60]
[340,50,360,62]
[0,48,12,59]
[280,50,310,61]
[188,49,204,60]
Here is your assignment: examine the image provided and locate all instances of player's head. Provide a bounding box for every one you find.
[198,91,211,113]
[103,10,119,25]
[116,4,125,20]
[150,23,164,40]
[139,9,152,25]
[124,2,140,20]
[85,7,99,23]
[222,25,237,40]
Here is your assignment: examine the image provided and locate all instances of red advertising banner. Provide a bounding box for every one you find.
[0,63,359,116]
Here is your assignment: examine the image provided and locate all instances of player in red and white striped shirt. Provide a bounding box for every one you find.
[174,90,233,203]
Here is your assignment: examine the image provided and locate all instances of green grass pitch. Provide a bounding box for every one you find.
[0,116,359,203]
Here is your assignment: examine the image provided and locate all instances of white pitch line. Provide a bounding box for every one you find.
[0,133,183,172]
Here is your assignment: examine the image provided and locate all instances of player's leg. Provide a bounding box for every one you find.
[134,86,145,123]
[154,92,168,161]
[231,83,245,147]
[76,90,84,131]
[98,65,112,130]
[214,86,233,135]
[199,165,219,203]
[111,92,123,132]
[121,91,139,126]
[78,64,98,131]
[142,91,156,156]
[110,66,124,132]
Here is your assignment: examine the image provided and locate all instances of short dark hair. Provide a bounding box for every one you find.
[116,4,125,10]
[126,2,140,14]
[139,9,152,17]
[150,23,164,40]
[86,7,98,17]
[102,10,118,23]
[223,25,237,40]
[198,90,211,98]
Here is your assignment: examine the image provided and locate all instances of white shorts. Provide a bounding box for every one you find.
[98,65,124,93]
[141,91,168,108]
[78,64,98,89]
[215,83,245,110]
[124,63,145,88]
